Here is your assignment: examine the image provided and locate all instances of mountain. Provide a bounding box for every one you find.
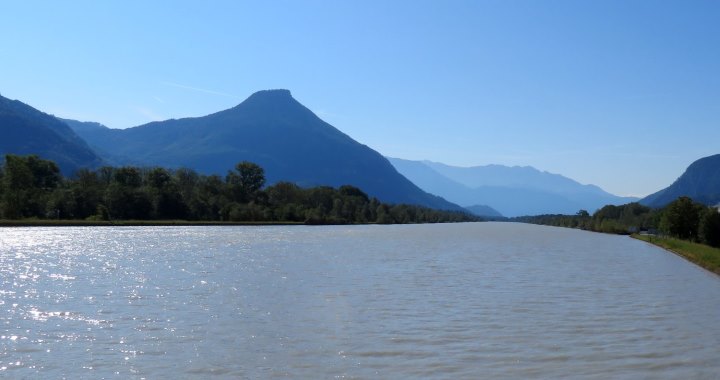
[464,205,503,218]
[388,158,638,217]
[59,118,137,166]
[68,89,463,211]
[0,94,103,175]
[60,118,110,134]
[641,154,720,208]
[386,157,504,216]
[424,161,618,198]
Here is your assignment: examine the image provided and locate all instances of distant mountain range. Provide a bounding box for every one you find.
[388,158,638,217]
[641,154,720,208]
[62,89,462,211]
[5,89,718,216]
[0,94,103,175]
[464,205,503,218]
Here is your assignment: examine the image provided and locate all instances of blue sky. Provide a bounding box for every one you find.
[1,0,718,197]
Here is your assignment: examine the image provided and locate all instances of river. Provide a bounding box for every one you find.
[1,222,719,378]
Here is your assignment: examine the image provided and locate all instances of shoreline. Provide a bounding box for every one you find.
[631,234,720,276]
[0,219,480,227]
[0,220,305,227]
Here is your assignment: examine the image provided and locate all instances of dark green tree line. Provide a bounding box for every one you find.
[660,196,720,247]
[0,154,476,224]
[1,154,61,219]
[514,196,720,248]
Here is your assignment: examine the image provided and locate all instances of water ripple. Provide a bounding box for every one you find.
[1,224,719,378]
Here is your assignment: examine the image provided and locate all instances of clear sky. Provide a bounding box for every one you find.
[1,0,718,197]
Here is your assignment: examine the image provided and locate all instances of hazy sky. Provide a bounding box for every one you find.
[1,0,718,197]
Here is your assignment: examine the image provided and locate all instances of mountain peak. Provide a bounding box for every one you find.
[67,90,463,211]
[246,89,293,101]
[223,88,325,127]
[258,88,291,95]
[230,89,301,113]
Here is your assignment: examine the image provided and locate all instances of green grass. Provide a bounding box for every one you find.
[632,234,720,275]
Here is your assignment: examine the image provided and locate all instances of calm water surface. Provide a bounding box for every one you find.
[1,222,719,378]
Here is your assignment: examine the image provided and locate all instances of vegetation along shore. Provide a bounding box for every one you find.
[516,197,720,275]
[0,154,477,225]
[632,234,720,276]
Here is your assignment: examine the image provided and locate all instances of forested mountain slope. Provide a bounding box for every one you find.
[0,94,103,175]
[69,90,463,210]
[641,154,720,207]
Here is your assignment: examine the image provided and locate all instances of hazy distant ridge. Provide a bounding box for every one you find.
[389,158,638,217]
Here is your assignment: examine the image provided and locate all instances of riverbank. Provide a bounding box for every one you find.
[632,234,720,276]
[0,219,304,227]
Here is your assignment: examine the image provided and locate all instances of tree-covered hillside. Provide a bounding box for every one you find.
[0,94,103,174]
[641,154,720,208]
[68,89,463,211]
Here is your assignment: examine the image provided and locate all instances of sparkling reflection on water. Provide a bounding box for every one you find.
[1,223,719,378]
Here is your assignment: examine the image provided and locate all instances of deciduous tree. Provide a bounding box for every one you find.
[226,161,265,203]
[660,196,704,240]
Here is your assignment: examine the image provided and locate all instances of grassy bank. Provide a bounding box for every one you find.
[632,234,720,275]
[0,219,304,227]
